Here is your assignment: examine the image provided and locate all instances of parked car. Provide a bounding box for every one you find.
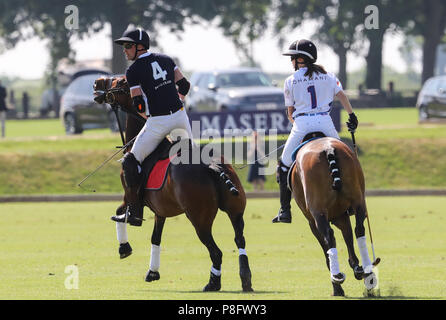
[186,68,284,112]
[60,73,126,134]
[416,75,446,120]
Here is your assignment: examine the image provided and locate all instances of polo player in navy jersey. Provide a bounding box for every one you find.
[111,28,194,227]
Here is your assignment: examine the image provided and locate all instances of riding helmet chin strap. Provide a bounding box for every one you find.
[131,47,147,61]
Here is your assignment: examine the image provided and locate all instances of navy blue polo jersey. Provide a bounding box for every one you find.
[125,52,182,116]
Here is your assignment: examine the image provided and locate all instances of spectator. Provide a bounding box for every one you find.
[9,89,16,109]
[22,92,29,119]
[0,80,7,138]
[247,131,266,191]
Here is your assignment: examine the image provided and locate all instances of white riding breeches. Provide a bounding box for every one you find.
[131,108,193,163]
[281,114,339,168]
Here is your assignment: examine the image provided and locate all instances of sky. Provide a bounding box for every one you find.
[0,20,420,80]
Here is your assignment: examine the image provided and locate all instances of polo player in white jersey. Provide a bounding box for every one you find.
[272,39,359,223]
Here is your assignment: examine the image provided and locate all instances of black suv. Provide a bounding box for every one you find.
[186,68,284,112]
[416,75,446,120]
[60,73,126,134]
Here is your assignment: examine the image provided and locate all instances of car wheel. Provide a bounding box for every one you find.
[419,105,429,120]
[64,113,83,135]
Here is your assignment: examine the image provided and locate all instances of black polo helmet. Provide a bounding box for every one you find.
[114,28,150,49]
[282,39,317,63]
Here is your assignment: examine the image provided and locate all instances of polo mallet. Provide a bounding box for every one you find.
[77,136,136,192]
[235,143,285,170]
[350,128,381,296]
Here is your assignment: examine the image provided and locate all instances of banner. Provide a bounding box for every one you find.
[188,106,341,136]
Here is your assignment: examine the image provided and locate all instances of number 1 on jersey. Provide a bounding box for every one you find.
[307,85,317,109]
[151,61,167,81]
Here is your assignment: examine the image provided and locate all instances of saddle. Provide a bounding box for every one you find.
[137,138,180,195]
[288,131,326,191]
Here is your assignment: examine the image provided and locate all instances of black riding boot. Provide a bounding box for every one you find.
[272,164,292,223]
[111,192,144,227]
[111,153,144,226]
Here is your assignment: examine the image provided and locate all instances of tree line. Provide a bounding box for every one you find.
[1,0,445,90]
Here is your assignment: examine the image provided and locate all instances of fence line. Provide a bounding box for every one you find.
[1,189,445,203]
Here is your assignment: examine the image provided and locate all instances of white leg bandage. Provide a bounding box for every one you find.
[356,236,373,272]
[116,222,128,244]
[149,244,161,272]
[211,266,221,276]
[238,248,247,256]
[327,248,340,275]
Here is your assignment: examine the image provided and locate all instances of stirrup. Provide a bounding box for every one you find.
[111,206,144,226]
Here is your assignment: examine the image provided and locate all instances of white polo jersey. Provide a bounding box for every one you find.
[283,67,343,118]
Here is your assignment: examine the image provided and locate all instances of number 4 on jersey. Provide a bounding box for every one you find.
[151,61,167,81]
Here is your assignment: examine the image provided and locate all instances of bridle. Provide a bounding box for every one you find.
[94,78,130,106]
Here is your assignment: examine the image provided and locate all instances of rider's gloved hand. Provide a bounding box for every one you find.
[346,112,358,131]
[132,95,146,113]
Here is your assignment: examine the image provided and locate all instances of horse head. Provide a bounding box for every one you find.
[93,76,132,112]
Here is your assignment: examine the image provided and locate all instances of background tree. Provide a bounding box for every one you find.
[213,0,272,67]
[275,0,363,89]
[403,0,446,83]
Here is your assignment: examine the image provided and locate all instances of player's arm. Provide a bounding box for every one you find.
[286,106,294,124]
[126,70,147,119]
[336,90,357,130]
[174,68,190,101]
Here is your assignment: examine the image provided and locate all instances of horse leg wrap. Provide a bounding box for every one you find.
[356,236,373,272]
[149,244,161,272]
[116,222,128,244]
[327,248,341,276]
[238,252,253,292]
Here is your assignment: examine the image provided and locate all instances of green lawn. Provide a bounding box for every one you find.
[0,197,445,300]
[0,108,445,195]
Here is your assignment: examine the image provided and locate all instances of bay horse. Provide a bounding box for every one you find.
[289,134,378,296]
[93,76,253,292]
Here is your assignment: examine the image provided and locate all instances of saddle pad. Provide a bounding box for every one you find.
[145,157,172,190]
[291,137,324,162]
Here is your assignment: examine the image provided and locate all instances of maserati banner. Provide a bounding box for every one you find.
[188,106,341,136]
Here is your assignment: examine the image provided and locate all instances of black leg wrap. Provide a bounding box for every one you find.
[239,255,253,292]
[203,272,221,292]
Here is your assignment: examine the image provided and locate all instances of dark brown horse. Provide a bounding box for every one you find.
[289,135,378,296]
[93,76,253,292]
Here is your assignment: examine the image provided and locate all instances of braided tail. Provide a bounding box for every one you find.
[326,147,342,191]
[219,171,239,196]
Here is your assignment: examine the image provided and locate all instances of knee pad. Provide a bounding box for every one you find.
[122,152,142,188]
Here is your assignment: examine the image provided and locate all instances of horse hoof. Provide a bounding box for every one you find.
[353,265,364,280]
[203,273,221,292]
[119,242,132,259]
[364,272,377,290]
[331,272,346,285]
[145,270,160,282]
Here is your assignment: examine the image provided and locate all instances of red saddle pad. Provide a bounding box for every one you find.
[145,157,172,190]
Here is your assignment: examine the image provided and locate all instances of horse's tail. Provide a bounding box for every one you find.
[208,160,239,196]
[326,147,342,191]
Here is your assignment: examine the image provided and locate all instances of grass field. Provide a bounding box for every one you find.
[0,197,445,300]
[1,108,445,194]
